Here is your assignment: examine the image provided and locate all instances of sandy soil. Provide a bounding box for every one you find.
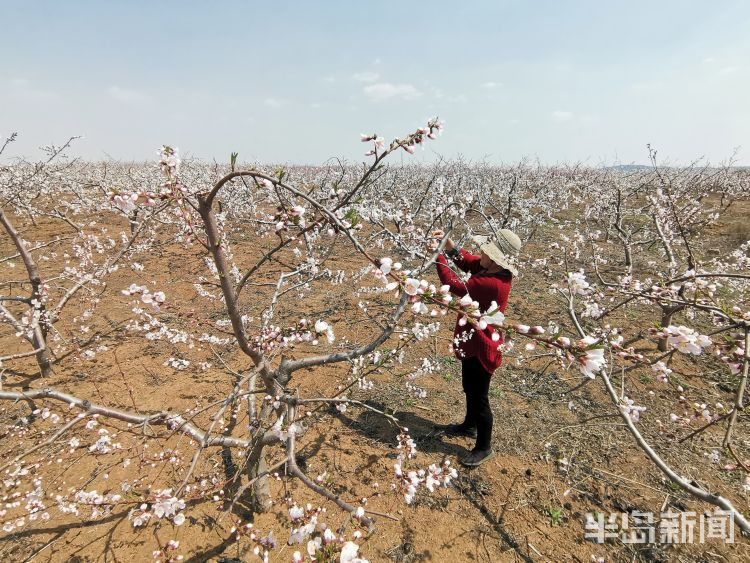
[1,202,749,562]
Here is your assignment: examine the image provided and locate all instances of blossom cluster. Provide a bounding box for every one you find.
[274,204,307,233]
[226,519,277,562]
[71,489,123,518]
[129,488,186,528]
[393,459,458,505]
[657,325,712,355]
[110,190,157,214]
[152,539,183,563]
[395,118,444,155]
[158,145,181,175]
[714,330,748,375]
[360,132,385,157]
[292,528,367,563]
[109,147,188,217]
[652,361,672,383]
[575,336,608,379]
[670,399,728,426]
[163,357,190,371]
[389,428,458,504]
[362,117,443,157]
[620,396,647,422]
[126,307,191,344]
[288,502,325,545]
[567,270,591,295]
[251,318,335,353]
[122,283,166,311]
[373,258,506,333]
[285,501,369,562]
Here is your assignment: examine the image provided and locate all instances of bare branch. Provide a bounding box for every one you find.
[0,387,281,450]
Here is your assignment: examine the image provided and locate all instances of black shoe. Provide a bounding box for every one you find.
[437,423,477,439]
[460,448,495,467]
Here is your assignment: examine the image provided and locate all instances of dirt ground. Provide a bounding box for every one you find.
[1,200,749,562]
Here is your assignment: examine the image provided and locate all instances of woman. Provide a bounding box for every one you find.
[432,229,521,467]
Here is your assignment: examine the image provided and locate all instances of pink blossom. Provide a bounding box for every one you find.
[577,336,607,378]
[404,279,421,296]
[379,257,392,275]
[567,271,590,295]
[663,325,712,355]
[621,396,646,422]
[411,302,428,315]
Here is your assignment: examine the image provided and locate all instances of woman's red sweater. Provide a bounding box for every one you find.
[436,248,513,373]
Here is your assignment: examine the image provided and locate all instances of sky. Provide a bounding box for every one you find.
[1,0,749,166]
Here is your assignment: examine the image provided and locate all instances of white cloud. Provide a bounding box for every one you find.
[108,86,149,104]
[352,71,380,82]
[552,110,573,122]
[482,81,502,89]
[363,83,421,102]
[264,97,285,107]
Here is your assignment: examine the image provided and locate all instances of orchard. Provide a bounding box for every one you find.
[1,124,749,561]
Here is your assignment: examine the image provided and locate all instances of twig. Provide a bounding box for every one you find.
[723,328,749,448]
[726,444,750,473]
[678,410,734,444]
[285,401,379,528]
[0,413,86,472]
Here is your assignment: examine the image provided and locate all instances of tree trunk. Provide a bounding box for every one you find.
[249,454,272,512]
[623,241,632,271]
[0,209,53,378]
[32,331,53,378]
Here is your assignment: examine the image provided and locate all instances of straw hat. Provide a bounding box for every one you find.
[472,229,522,276]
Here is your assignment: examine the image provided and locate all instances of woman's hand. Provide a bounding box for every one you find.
[428,230,454,252]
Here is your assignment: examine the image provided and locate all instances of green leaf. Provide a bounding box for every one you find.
[344,208,360,227]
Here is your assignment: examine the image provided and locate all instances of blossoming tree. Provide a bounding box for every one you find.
[1,124,748,561]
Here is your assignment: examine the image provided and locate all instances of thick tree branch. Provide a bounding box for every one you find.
[0,387,281,450]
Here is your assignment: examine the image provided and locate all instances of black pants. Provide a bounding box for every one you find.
[461,357,493,451]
